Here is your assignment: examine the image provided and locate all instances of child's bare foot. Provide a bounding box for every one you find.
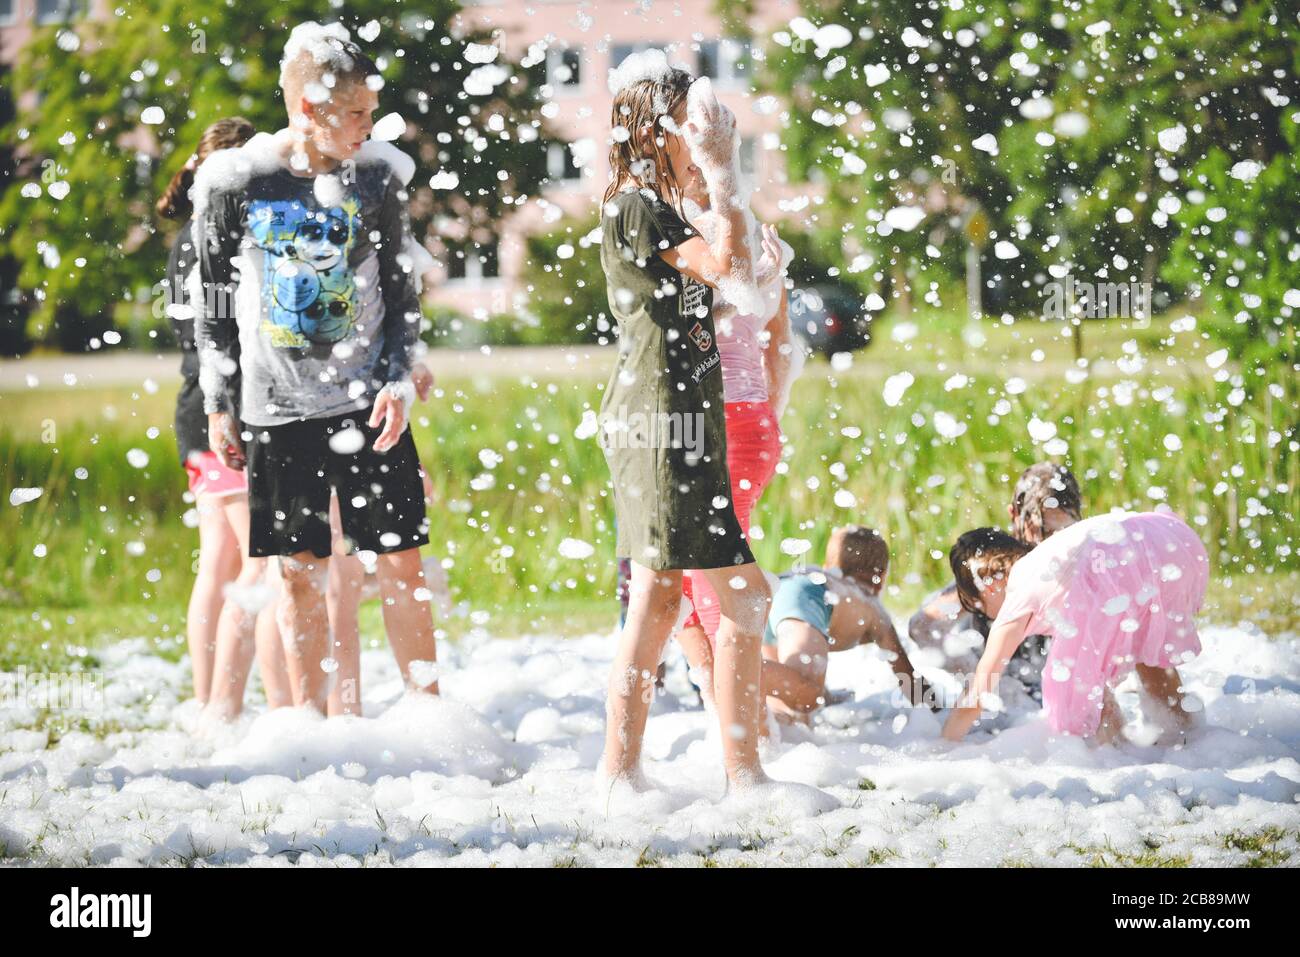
[1090,687,1126,746]
[592,767,682,816]
[724,773,840,815]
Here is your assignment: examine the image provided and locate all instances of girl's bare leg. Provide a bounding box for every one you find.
[1092,686,1125,745]
[254,559,292,709]
[700,563,773,785]
[187,494,242,704]
[674,622,716,711]
[326,496,365,715]
[203,496,270,721]
[602,562,682,780]
[1136,664,1191,730]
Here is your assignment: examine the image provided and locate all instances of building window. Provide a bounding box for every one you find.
[547,142,582,184]
[446,239,500,283]
[0,0,16,26]
[696,38,751,87]
[546,46,582,89]
[37,0,85,24]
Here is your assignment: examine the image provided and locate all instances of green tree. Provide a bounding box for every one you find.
[518,212,611,346]
[755,0,1297,332]
[0,63,30,356]
[0,0,555,349]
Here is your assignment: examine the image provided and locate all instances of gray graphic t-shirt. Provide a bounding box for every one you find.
[194,155,421,427]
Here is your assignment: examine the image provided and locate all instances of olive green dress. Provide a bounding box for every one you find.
[599,187,754,571]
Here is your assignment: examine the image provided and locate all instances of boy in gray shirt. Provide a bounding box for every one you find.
[194,21,439,717]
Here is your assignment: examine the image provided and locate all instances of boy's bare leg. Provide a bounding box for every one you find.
[374,547,438,694]
[764,620,830,715]
[674,622,716,710]
[1136,664,1191,730]
[326,497,366,714]
[701,564,772,784]
[277,550,333,711]
[187,495,242,704]
[327,553,365,714]
[602,562,681,780]
[254,559,292,709]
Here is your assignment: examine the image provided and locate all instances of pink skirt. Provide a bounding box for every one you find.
[1040,511,1209,736]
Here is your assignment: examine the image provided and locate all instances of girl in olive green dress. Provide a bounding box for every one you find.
[595,55,834,812]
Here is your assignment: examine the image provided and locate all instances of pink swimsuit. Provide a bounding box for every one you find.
[992,510,1209,736]
[681,307,781,637]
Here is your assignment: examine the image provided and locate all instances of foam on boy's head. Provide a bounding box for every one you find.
[826,525,889,594]
[280,21,381,111]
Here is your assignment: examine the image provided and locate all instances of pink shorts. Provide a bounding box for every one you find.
[184,450,248,499]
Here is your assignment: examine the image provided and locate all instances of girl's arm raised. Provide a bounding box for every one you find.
[941,614,1030,742]
[659,207,747,289]
[660,79,757,307]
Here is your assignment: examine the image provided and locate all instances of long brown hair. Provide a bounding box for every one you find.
[601,67,693,211]
[949,528,1032,616]
[155,117,256,220]
[1010,462,1082,544]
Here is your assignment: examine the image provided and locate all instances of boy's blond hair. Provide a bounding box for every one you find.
[825,525,889,593]
[280,21,381,112]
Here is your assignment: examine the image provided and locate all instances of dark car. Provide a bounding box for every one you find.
[788,285,874,356]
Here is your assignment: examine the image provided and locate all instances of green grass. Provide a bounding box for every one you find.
[0,312,1295,670]
[1065,839,1192,868]
[1222,827,1293,867]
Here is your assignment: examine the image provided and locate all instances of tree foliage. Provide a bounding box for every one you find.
[757,0,1298,351]
[0,0,556,347]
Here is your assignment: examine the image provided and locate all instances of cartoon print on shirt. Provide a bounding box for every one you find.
[247,198,361,348]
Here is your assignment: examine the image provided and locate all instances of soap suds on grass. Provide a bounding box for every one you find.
[0,623,1295,866]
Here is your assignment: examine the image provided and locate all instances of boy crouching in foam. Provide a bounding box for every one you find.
[764,525,933,722]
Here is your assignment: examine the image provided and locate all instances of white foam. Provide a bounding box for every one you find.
[1,624,1294,866]
[607,47,688,96]
[280,21,356,88]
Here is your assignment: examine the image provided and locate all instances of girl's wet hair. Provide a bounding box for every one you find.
[601,67,694,211]
[1011,462,1082,544]
[949,528,1032,616]
[156,117,256,220]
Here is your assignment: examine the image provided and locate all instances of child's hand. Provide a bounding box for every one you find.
[412,362,434,402]
[369,387,409,453]
[755,223,783,286]
[419,465,433,503]
[208,412,245,470]
[684,78,738,171]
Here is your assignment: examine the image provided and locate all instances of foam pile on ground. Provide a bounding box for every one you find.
[0,623,1295,866]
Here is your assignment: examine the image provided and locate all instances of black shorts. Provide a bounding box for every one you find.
[245,412,429,559]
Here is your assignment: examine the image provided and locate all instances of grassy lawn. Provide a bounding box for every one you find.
[1,311,1295,673]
